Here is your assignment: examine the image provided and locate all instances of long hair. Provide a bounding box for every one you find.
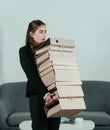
[25,20,46,46]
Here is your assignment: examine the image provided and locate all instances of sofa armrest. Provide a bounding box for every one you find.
[0,100,13,130]
[105,98,110,115]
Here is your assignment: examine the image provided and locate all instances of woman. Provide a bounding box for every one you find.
[19,20,61,130]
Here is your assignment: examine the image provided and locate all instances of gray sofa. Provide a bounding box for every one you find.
[69,81,110,130]
[0,82,31,130]
[0,81,110,130]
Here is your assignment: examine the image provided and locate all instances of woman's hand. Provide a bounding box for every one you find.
[45,93,55,107]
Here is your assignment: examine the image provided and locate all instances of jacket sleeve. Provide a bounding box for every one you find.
[19,46,48,97]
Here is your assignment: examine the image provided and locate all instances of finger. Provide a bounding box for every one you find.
[49,93,55,96]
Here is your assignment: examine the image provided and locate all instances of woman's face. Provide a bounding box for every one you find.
[30,25,46,44]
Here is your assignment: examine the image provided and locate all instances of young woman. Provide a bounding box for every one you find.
[19,20,61,130]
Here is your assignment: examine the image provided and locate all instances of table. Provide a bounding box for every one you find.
[19,118,95,130]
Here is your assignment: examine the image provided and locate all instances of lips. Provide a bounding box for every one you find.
[42,38,45,41]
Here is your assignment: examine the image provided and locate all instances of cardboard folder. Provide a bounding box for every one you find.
[36,50,75,66]
[35,44,74,55]
[34,38,75,56]
[52,86,84,101]
[38,59,77,73]
[41,69,81,87]
[33,37,86,118]
[46,98,86,117]
[47,81,82,91]
[39,64,78,77]
[55,86,84,98]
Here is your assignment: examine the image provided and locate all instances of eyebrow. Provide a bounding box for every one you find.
[39,30,47,32]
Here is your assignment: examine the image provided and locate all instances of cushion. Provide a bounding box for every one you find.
[105,98,110,114]
[6,112,31,126]
[68,111,110,126]
[82,81,110,111]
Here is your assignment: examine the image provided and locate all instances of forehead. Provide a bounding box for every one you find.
[37,25,46,30]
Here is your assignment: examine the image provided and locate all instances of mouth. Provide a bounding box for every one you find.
[42,38,45,41]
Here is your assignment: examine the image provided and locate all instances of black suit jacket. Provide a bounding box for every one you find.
[19,45,48,97]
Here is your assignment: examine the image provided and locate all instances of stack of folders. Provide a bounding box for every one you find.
[34,38,86,117]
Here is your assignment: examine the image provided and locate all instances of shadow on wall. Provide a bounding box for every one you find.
[0,28,3,84]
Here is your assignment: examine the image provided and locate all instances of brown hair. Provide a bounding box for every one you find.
[25,20,46,46]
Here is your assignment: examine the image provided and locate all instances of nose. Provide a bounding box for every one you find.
[43,32,46,38]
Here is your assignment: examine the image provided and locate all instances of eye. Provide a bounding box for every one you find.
[39,30,43,33]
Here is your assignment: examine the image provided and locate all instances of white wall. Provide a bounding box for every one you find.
[0,28,4,83]
[0,0,110,84]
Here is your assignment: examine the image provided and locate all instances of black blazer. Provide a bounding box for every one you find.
[19,45,48,97]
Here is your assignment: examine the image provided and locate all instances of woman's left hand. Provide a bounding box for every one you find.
[45,93,55,107]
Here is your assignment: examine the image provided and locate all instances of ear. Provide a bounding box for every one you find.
[30,32,34,37]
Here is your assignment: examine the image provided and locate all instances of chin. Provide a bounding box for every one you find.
[41,40,45,43]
